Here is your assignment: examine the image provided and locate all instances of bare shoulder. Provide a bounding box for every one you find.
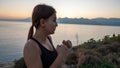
[25,39,38,49]
[24,39,41,54]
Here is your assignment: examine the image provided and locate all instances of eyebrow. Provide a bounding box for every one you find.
[53,17,56,19]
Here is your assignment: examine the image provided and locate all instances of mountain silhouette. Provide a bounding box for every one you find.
[0,17,120,26]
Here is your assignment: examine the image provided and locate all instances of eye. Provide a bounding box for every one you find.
[53,19,56,22]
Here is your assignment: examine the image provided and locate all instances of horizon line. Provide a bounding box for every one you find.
[0,17,120,20]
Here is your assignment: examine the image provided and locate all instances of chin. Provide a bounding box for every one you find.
[51,32,55,34]
[49,31,55,35]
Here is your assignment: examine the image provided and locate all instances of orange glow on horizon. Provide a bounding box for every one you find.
[0,0,120,19]
[0,10,120,19]
[0,12,31,19]
[0,15,29,19]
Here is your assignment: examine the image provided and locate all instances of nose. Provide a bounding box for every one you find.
[55,22,58,27]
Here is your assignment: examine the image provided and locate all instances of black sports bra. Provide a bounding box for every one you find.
[31,37,58,68]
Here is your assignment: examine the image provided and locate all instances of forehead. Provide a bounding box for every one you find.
[49,13,56,19]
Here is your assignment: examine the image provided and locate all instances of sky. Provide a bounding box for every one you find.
[0,0,120,19]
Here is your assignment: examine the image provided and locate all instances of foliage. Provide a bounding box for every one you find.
[14,57,26,68]
[79,62,114,68]
[65,34,120,68]
[65,53,78,65]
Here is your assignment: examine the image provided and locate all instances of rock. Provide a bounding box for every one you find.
[0,62,14,68]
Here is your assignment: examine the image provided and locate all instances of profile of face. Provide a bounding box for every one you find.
[40,13,58,34]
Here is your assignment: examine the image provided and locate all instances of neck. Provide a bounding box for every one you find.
[33,29,48,43]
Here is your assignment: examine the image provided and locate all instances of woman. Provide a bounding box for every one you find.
[24,4,72,68]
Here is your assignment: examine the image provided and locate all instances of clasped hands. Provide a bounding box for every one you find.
[56,40,72,57]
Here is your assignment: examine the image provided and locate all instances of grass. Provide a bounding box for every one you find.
[65,34,120,68]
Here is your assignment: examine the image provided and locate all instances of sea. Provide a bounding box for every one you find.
[0,20,120,62]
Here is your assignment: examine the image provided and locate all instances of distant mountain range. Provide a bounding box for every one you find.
[0,18,32,22]
[0,17,120,26]
[57,17,120,26]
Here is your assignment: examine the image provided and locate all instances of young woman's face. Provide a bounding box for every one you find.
[44,13,58,34]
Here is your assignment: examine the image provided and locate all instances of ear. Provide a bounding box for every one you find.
[40,18,46,27]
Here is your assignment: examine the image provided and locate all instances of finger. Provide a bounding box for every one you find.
[62,41,69,48]
[62,44,69,50]
[67,40,72,44]
[57,45,61,48]
[68,41,72,46]
[66,40,72,48]
[63,40,68,45]
[62,40,66,44]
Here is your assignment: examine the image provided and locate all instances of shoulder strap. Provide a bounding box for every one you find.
[30,37,44,50]
[47,37,53,45]
[31,37,56,51]
[47,37,56,50]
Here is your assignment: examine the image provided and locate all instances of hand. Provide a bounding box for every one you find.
[62,40,72,48]
[56,44,69,57]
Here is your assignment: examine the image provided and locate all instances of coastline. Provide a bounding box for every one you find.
[0,62,14,68]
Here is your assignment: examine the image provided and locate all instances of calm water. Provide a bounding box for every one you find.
[0,21,120,62]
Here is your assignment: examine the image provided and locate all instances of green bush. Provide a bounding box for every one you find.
[65,53,78,65]
[79,62,114,68]
[14,57,26,68]
[66,34,120,68]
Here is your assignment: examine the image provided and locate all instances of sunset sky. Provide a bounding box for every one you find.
[0,0,120,19]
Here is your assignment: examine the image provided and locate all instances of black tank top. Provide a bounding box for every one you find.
[31,37,58,68]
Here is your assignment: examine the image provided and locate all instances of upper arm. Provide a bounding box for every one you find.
[24,40,43,68]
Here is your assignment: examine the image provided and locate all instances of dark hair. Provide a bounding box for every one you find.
[27,4,56,40]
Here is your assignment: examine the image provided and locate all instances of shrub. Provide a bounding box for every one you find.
[79,62,114,68]
[14,57,26,68]
[65,53,78,65]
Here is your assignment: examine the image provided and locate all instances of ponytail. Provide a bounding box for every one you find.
[27,25,34,40]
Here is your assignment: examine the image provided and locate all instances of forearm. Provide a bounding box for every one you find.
[50,55,65,68]
[50,42,71,68]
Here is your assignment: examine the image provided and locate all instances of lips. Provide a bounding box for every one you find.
[53,27,56,31]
